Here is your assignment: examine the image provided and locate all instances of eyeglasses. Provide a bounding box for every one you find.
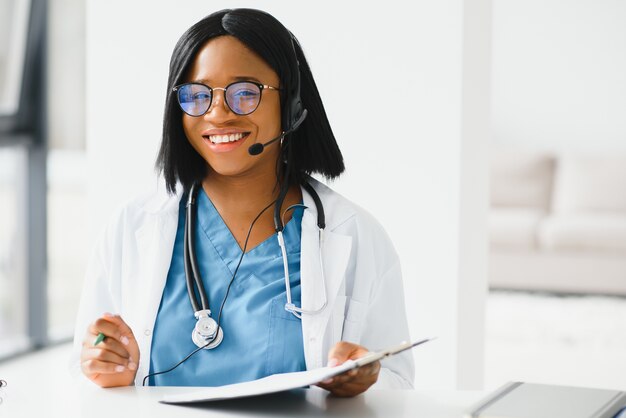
[173,81,280,117]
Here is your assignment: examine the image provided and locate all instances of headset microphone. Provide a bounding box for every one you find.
[247,109,308,156]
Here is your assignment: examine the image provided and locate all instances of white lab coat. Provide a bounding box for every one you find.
[70,178,414,388]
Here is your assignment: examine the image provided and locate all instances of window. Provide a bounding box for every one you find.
[0,0,31,132]
[0,0,48,359]
[0,147,29,357]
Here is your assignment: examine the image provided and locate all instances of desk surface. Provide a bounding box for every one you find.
[0,343,485,418]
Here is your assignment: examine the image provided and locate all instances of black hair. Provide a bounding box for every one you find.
[156,8,345,194]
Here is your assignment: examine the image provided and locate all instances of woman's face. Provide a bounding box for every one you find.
[182,35,282,178]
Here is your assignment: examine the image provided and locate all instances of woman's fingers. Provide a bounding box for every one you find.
[84,313,139,359]
[82,332,131,360]
[347,362,380,379]
[81,358,130,375]
[317,341,381,397]
[324,362,379,385]
[82,346,136,370]
[327,341,367,365]
[80,314,141,388]
[87,317,126,345]
[317,364,379,397]
[101,314,138,348]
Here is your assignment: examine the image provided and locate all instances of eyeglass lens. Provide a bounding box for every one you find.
[177,82,262,116]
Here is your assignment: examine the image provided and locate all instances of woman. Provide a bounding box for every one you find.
[72,8,413,396]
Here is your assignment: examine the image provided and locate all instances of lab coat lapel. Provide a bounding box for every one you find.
[132,195,179,338]
[300,184,352,369]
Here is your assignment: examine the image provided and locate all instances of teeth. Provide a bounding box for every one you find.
[208,132,245,144]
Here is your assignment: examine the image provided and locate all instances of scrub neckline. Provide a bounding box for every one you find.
[195,186,303,256]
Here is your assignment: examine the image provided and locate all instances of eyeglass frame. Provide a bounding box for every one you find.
[172,80,281,117]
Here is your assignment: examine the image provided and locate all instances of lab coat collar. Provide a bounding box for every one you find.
[141,180,184,215]
[300,176,356,231]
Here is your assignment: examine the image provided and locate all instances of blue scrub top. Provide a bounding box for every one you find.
[149,188,306,386]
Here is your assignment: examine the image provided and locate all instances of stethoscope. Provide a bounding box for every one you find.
[184,179,328,350]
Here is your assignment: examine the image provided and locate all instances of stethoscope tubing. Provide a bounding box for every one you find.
[184,178,328,323]
[185,187,210,313]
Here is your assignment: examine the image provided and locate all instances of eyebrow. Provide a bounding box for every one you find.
[190,76,263,84]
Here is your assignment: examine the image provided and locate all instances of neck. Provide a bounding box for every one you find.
[202,168,284,208]
[198,165,302,251]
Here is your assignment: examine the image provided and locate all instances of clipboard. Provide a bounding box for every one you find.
[160,338,434,404]
[335,338,434,370]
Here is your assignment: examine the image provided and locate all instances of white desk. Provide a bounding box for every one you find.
[0,343,485,417]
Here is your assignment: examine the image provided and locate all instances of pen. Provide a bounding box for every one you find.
[93,332,106,346]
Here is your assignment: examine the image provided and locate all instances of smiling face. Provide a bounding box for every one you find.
[182,35,282,179]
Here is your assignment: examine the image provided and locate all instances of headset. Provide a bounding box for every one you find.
[247,33,308,157]
[282,32,308,143]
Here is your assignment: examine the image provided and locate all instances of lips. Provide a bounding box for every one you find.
[200,130,251,153]
[202,132,250,144]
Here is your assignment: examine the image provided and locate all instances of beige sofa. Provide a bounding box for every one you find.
[489,149,626,295]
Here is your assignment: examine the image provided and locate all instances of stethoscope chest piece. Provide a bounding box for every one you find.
[192,309,223,349]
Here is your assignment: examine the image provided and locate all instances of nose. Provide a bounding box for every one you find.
[203,87,233,120]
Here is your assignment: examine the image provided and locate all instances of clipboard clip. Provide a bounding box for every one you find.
[344,337,437,369]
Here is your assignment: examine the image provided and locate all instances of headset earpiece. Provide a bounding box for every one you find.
[285,33,306,134]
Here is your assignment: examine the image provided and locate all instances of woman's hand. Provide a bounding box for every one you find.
[80,313,140,388]
[316,341,380,397]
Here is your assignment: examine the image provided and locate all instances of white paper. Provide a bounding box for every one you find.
[160,362,353,404]
[160,338,433,404]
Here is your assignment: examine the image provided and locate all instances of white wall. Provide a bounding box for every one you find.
[86,0,490,389]
[48,0,85,149]
[492,0,626,152]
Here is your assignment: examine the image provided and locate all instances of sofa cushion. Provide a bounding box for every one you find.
[552,154,626,214]
[490,208,545,250]
[539,214,626,253]
[490,149,555,210]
